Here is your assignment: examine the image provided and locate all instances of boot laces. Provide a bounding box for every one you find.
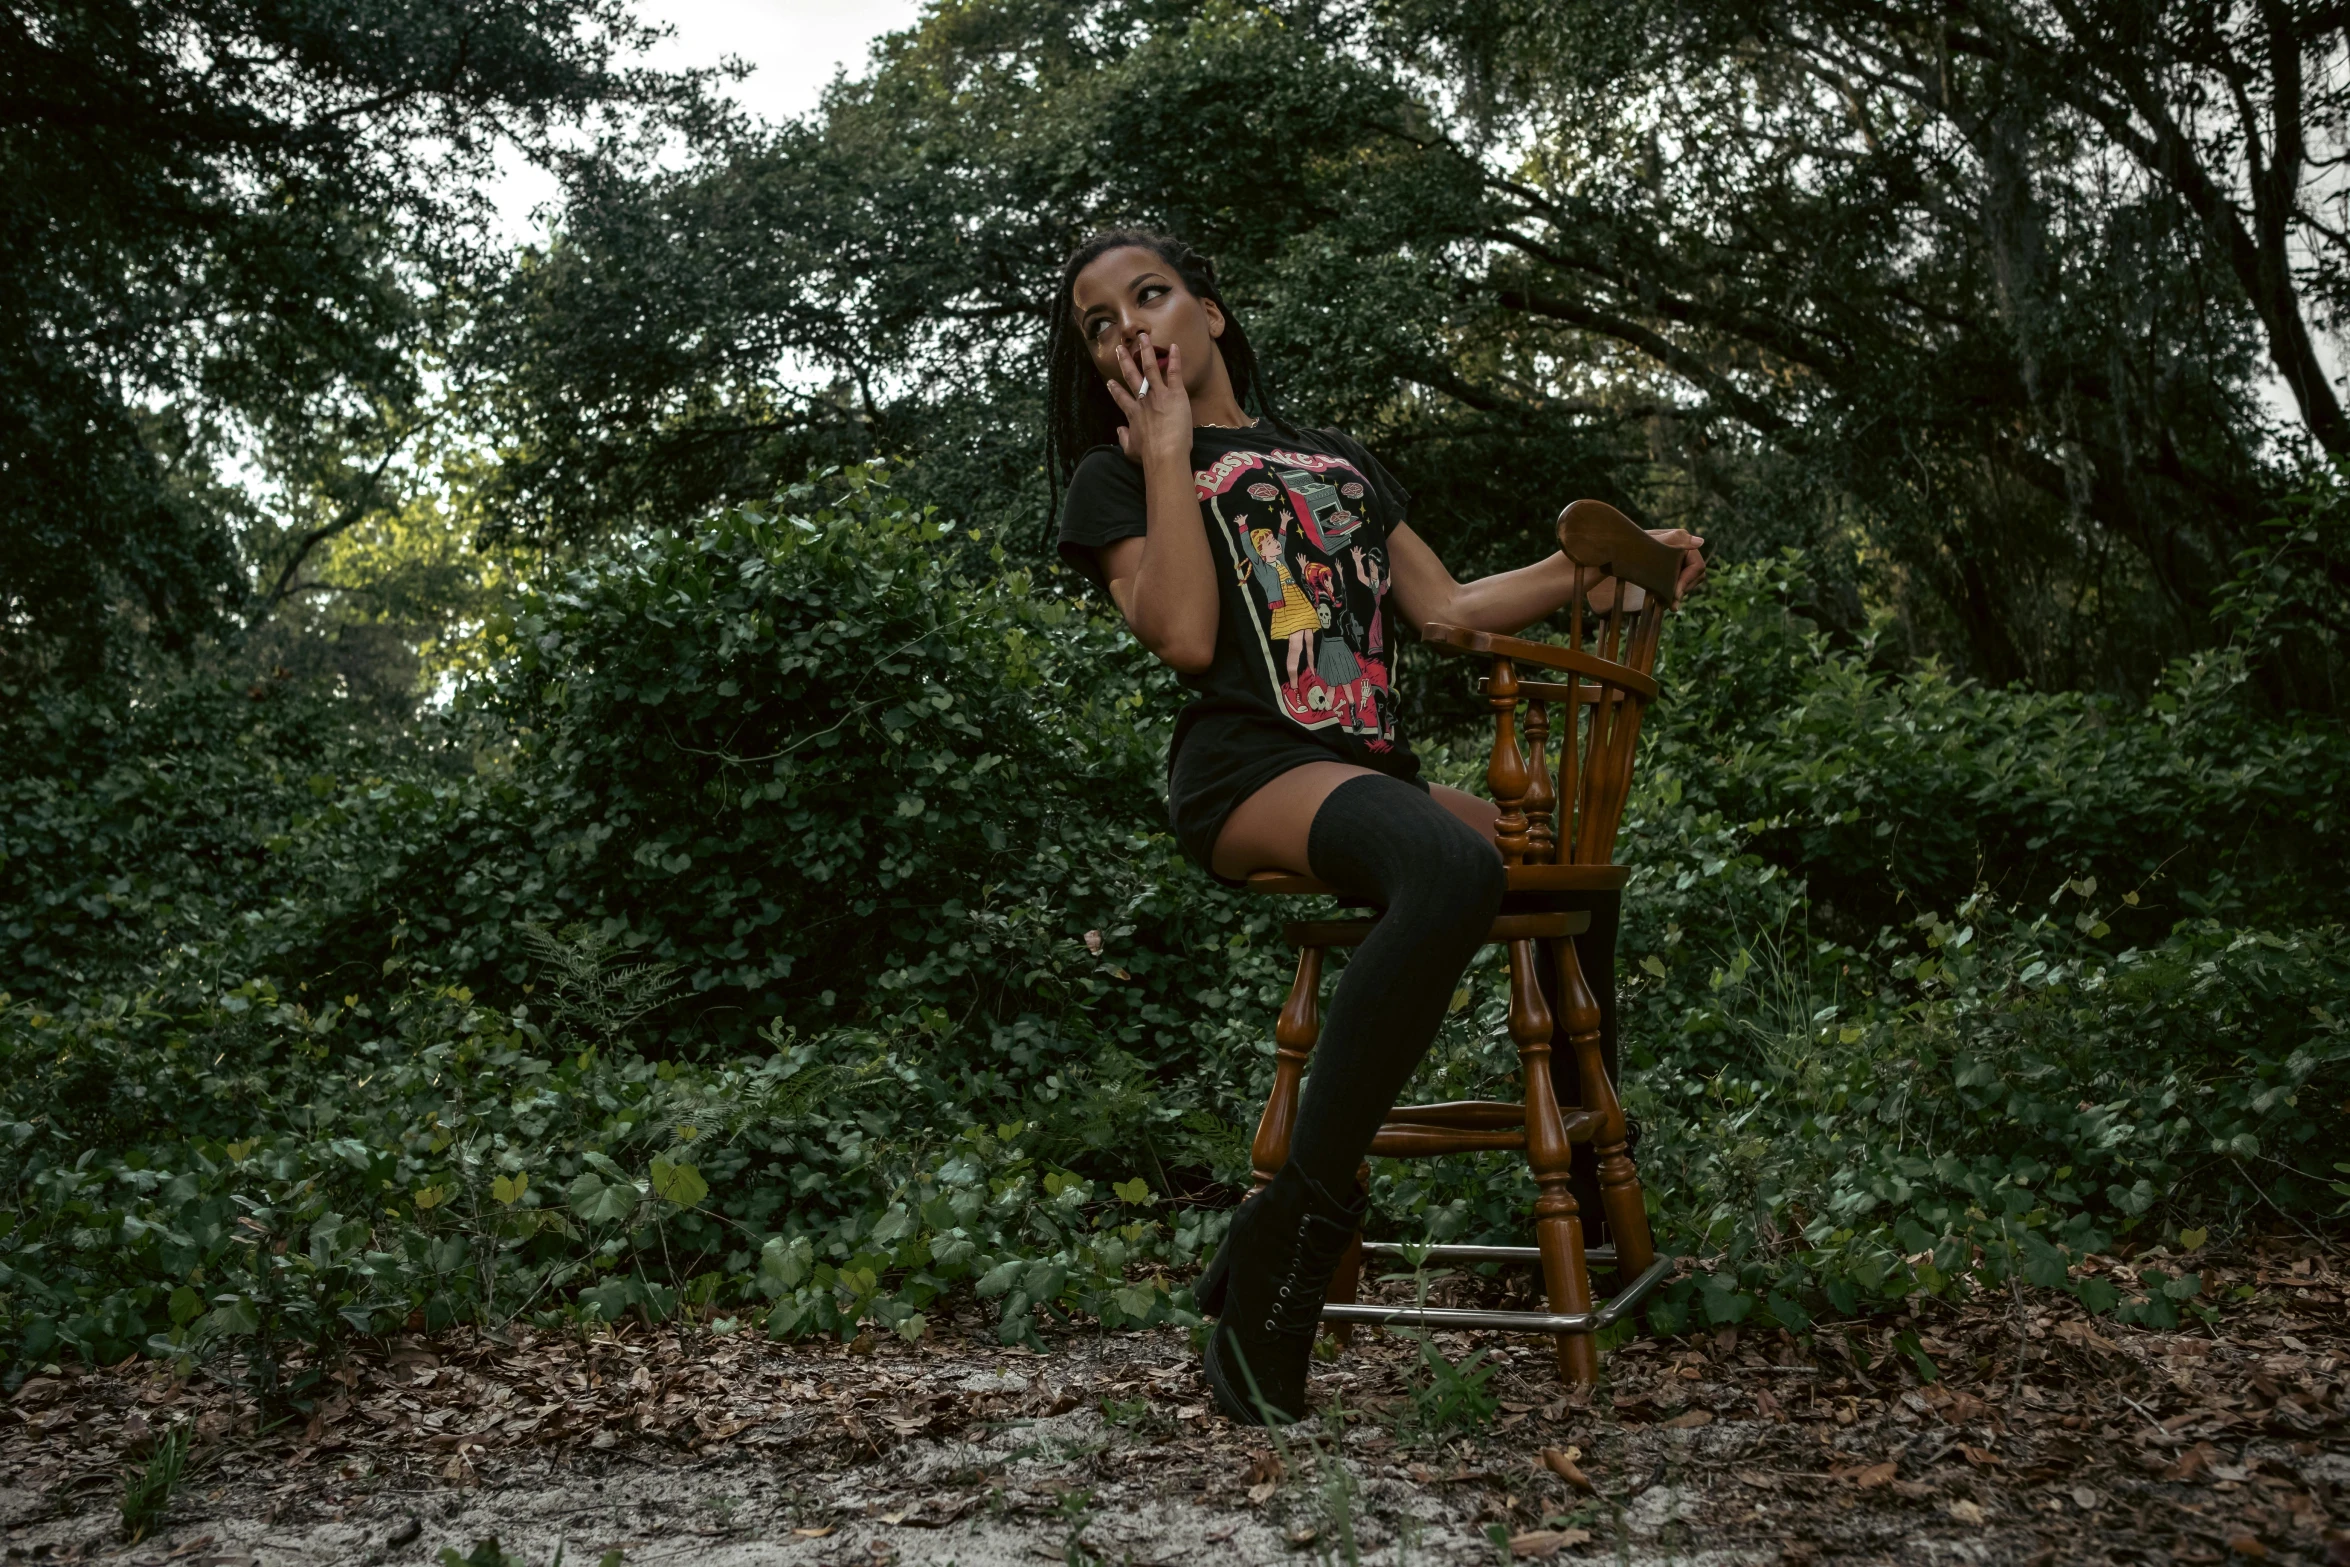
[1260,1213,1353,1338]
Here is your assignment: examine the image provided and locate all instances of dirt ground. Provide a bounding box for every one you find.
[4,1239,2346,1567]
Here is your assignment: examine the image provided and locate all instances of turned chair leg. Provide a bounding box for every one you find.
[1512,937,1599,1385]
[1556,936,1655,1275]
[1322,1161,1371,1349]
[1250,944,1323,1193]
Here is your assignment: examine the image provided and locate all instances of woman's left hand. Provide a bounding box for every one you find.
[1651,527,1707,600]
[1584,527,1707,612]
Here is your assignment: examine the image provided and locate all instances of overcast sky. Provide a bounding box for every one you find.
[492,0,928,239]
[634,0,927,116]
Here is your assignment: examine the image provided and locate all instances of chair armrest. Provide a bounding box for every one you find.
[1420,624,1660,702]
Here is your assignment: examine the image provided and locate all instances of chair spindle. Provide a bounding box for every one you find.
[1486,657,1529,866]
[1523,699,1555,863]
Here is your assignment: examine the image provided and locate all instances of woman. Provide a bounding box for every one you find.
[1048,232,1704,1425]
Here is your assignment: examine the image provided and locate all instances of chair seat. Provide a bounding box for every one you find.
[1246,862,1631,897]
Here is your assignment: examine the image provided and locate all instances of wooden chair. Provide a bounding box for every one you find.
[1240,500,1684,1383]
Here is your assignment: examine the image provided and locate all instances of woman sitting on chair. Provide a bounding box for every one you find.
[1047,231,1705,1424]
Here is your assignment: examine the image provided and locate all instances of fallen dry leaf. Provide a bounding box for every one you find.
[1838,1461,1897,1488]
[792,1526,833,1538]
[1540,1445,1594,1493]
[1510,1529,1593,1557]
[2165,1442,2218,1481]
[1941,1391,1987,1425]
[2052,1319,2120,1355]
[1659,1408,1714,1429]
[2,1239,2340,1567]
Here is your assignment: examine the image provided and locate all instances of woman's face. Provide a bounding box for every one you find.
[1069,246,1228,396]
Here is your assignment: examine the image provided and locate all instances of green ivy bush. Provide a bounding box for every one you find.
[3,467,2344,1380]
[0,965,1213,1380]
[0,470,1290,1377]
[1645,554,2350,932]
[0,673,404,1006]
[1617,900,2349,1334]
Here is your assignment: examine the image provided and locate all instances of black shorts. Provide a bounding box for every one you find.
[1166,709,1427,885]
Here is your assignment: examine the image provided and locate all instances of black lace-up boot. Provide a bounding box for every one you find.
[1196,1165,1366,1426]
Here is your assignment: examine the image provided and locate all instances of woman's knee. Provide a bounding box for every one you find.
[1306,774,1505,922]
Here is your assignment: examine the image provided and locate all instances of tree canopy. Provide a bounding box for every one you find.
[0,0,717,681]
[6,0,2349,702]
[460,0,2350,701]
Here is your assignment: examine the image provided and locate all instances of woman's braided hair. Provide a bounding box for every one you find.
[1043,230,1287,538]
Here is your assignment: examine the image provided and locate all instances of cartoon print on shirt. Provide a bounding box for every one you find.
[1248,525,1321,691]
[1301,560,1364,694]
[1275,466,1362,551]
[1345,545,1395,742]
[1198,445,1396,745]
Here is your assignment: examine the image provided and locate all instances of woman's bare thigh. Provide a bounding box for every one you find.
[1209,766,1503,882]
[1429,783,1498,843]
[1208,762,1376,881]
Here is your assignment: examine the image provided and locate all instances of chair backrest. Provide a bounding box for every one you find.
[1422,500,1676,868]
[1544,501,1674,866]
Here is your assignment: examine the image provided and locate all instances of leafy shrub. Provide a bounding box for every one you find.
[1647,553,2350,933]
[3,472,2344,1376]
[0,673,403,1006]
[1346,554,2349,1327]
[1623,900,2350,1333]
[0,472,1278,1372]
[0,956,1213,1376]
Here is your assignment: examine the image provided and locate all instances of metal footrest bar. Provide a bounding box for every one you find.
[1319,1255,1674,1336]
[1360,1241,1618,1267]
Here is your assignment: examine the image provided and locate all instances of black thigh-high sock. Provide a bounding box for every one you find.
[1282,774,1507,1193]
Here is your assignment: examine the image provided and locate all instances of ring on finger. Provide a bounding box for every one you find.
[1137,377,1150,396]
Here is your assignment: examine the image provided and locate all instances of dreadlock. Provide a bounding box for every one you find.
[1043,230,1288,542]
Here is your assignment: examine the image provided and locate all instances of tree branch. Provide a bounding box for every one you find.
[1487,283,1799,436]
[251,446,402,624]
[1976,0,2350,452]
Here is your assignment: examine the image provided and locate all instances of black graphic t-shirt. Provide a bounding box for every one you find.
[1057,423,1426,878]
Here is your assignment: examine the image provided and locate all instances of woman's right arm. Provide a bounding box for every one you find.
[1095,335,1218,673]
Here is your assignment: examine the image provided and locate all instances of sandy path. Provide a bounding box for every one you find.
[5,1241,2344,1565]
